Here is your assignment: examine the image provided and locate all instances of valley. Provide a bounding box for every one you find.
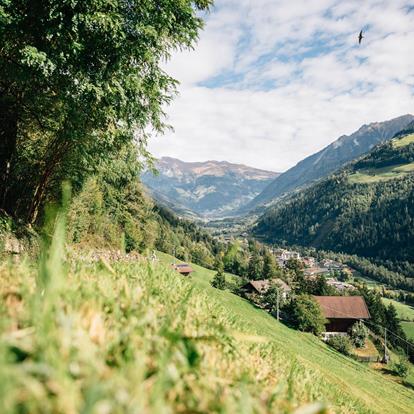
[2,2,414,411]
[142,157,279,219]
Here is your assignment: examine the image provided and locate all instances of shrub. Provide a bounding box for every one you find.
[327,335,353,356]
[288,295,327,335]
[211,269,226,290]
[349,321,368,348]
[391,358,410,378]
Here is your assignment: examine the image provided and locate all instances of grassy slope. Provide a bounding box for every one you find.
[402,322,414,341]
[159,252,414,413]
[381,298,414,341]
[349,133,414,184]
[393,133,414,148]
[348,162,414,184]
[382,298,414,321]
[1,250,413,413]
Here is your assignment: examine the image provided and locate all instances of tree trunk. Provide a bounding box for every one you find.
[27,139,70,224]
[0,97,18,213]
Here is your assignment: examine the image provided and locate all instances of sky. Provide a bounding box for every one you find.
[148,0,414,172]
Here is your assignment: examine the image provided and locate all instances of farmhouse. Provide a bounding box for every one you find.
[171,263,193,276]
[314,296,370,335]
[242,279,291,299]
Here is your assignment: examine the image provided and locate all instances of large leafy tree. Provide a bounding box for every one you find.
[0,0,211,222]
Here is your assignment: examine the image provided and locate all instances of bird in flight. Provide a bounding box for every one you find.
[358,30,364,44]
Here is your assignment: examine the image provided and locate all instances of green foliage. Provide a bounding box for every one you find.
[211,269,226,290]
[0,0,211,222]
[262,284,283,314]
[67,144,159,252]
[349,321,368,348]
[262,250,281,279]
[288,295,327,336]
[391,357,410,378]
[326,335,353,356]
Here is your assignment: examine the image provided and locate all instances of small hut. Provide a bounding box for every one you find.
[172,263,193,276]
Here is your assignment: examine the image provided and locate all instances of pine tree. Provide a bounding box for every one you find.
[211,269,226,290]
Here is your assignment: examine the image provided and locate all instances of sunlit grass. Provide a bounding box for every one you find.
[393,133,414,148]
[348,162,414,184]
[1,231,414,412]
[382,298,414,322]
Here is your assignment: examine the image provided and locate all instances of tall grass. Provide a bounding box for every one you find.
[1,210,413,412]
[0,205,328,414]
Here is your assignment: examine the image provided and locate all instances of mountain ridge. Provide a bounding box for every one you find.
[142,157,280,218]
[244,114,414,212]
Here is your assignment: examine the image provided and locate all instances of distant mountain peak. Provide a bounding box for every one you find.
[142,158,280,218]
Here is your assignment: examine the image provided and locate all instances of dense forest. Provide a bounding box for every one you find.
[254,127,414,283]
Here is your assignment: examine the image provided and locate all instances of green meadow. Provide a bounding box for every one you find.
[348,162,414,184]
[1,241,414,413]
[393,133,414,148]
[382,298,414,321]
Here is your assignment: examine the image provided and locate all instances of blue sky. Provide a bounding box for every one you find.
[149,0,414,171]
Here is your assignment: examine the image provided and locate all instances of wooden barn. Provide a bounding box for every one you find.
[313,296,370,334]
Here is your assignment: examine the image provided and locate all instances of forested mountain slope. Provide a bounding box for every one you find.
[245,114,414,212]
[254,125,414,266]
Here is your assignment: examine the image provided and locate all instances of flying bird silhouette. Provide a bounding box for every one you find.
[358,30,364,44]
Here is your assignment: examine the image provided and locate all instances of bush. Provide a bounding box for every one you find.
[327,335,353,356]
[211,269,226,290]
[349,321,368,348]
[392,358,410,378]
[288,295,327,335]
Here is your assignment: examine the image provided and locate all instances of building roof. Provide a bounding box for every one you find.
[172,263,193,274]
[314,296,370,319]
[274,278,292,292]
[249,280,271,293]
[246,279,292,294]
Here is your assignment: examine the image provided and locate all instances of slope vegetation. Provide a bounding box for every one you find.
[245,114,413,212]
[2,250,414,413]
[254,127,414,266]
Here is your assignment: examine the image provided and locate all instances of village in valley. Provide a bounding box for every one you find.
[170,243,385,361]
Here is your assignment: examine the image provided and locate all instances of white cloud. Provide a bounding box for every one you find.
[149,0,414,171]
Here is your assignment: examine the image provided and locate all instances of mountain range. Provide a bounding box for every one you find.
[243,114,414,212]
[142,157,279,218]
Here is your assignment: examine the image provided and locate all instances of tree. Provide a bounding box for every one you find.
[262,284,283,316]
[385,303,407,348]
[211,269,226,290]
[307,275,337,296]
[262,251,280,279]
[247,250,264,280]
[349,321,368,348]
[289,295,327,336]
[0,0,212,222]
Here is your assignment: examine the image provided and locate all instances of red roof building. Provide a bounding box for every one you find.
[314,296,370,333]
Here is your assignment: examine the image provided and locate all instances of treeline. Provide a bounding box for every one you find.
[254,131,414,279]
